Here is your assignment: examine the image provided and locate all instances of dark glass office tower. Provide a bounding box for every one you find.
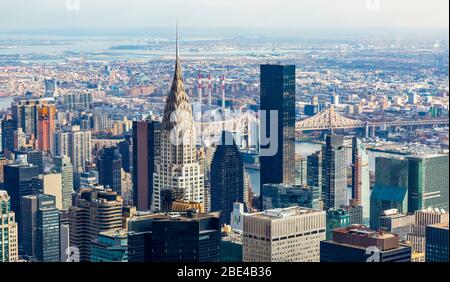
[118,137,132,173]
[1,115,15,154]
[97,146,122,194]
[210,131,244,225]
[322,135,347,210]
[21,194,60,262]
[3,163,40,237]
[127,211,220,262]
[260,64,296,205]
[132,120,161,211]
[307,150,322,189]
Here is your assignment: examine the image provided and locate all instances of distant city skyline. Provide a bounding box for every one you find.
[0,0,448,31]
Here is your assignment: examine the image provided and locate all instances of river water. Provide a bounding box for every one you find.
[245,142,400,196]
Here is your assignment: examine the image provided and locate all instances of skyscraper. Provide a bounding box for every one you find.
[12,99,40,137]
[1,115,15,155]
[210,131,244,225]
[132,119,160,211]
[426,222,449,262]
[3,163,40,234]
[21,194,60,262]
[127,210,221,262]
[68,188,122,261]
[54,125,91,173]
[0,190,18,262]
[37,104,56,153]
[152,30,205,211]
[53,156,74,210]
[407,154,449,212]
[322,134,347,210]
[243,206,325,262]
[260,64,296,200]
[97,146,122,194]
[370,156,409,230]
[307,150,322,192]
[118,138,132,173]
[351,137,370,222]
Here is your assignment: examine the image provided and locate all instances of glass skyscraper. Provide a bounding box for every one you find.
[370,157,409,230]
[97,146,122,194]
[21,194,60,262]
[407,154,449,212]
[210,131,244,225]
[322,135,347,210]
[260,64,296,206]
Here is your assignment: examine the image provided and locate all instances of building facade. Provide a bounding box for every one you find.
[0,190,18,262]
[210,131,244,225]
[68,188,123,261]
[132,119,160,211]
[260,64,296,200]
[97,146,122,194]
[243,206,326,262]
[152,40,204,211]
[322,134,347,210]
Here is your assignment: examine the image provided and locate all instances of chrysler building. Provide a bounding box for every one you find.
[152,27,205,211]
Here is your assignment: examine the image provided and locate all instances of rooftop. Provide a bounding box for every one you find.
[248,206,321,220]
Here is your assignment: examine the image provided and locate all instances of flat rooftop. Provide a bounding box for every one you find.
[248,206,321,220]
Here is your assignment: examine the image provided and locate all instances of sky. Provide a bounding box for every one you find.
[0,0,448,31]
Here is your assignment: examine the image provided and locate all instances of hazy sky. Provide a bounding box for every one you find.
[0,0,448,30]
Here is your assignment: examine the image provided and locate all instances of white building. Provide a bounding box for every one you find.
[152,35,205,211]
[243,206,326,262]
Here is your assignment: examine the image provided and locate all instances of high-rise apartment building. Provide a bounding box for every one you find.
[152,36,204,211]
[0,190,18,262]
[260,64,296,200]
[322,134,347,210]
[210,131,244,225]
[68,188,122,261]
[97,146,122,194]
[243,206,326,262]
[54,125,91,173]
[132,119,161,211]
